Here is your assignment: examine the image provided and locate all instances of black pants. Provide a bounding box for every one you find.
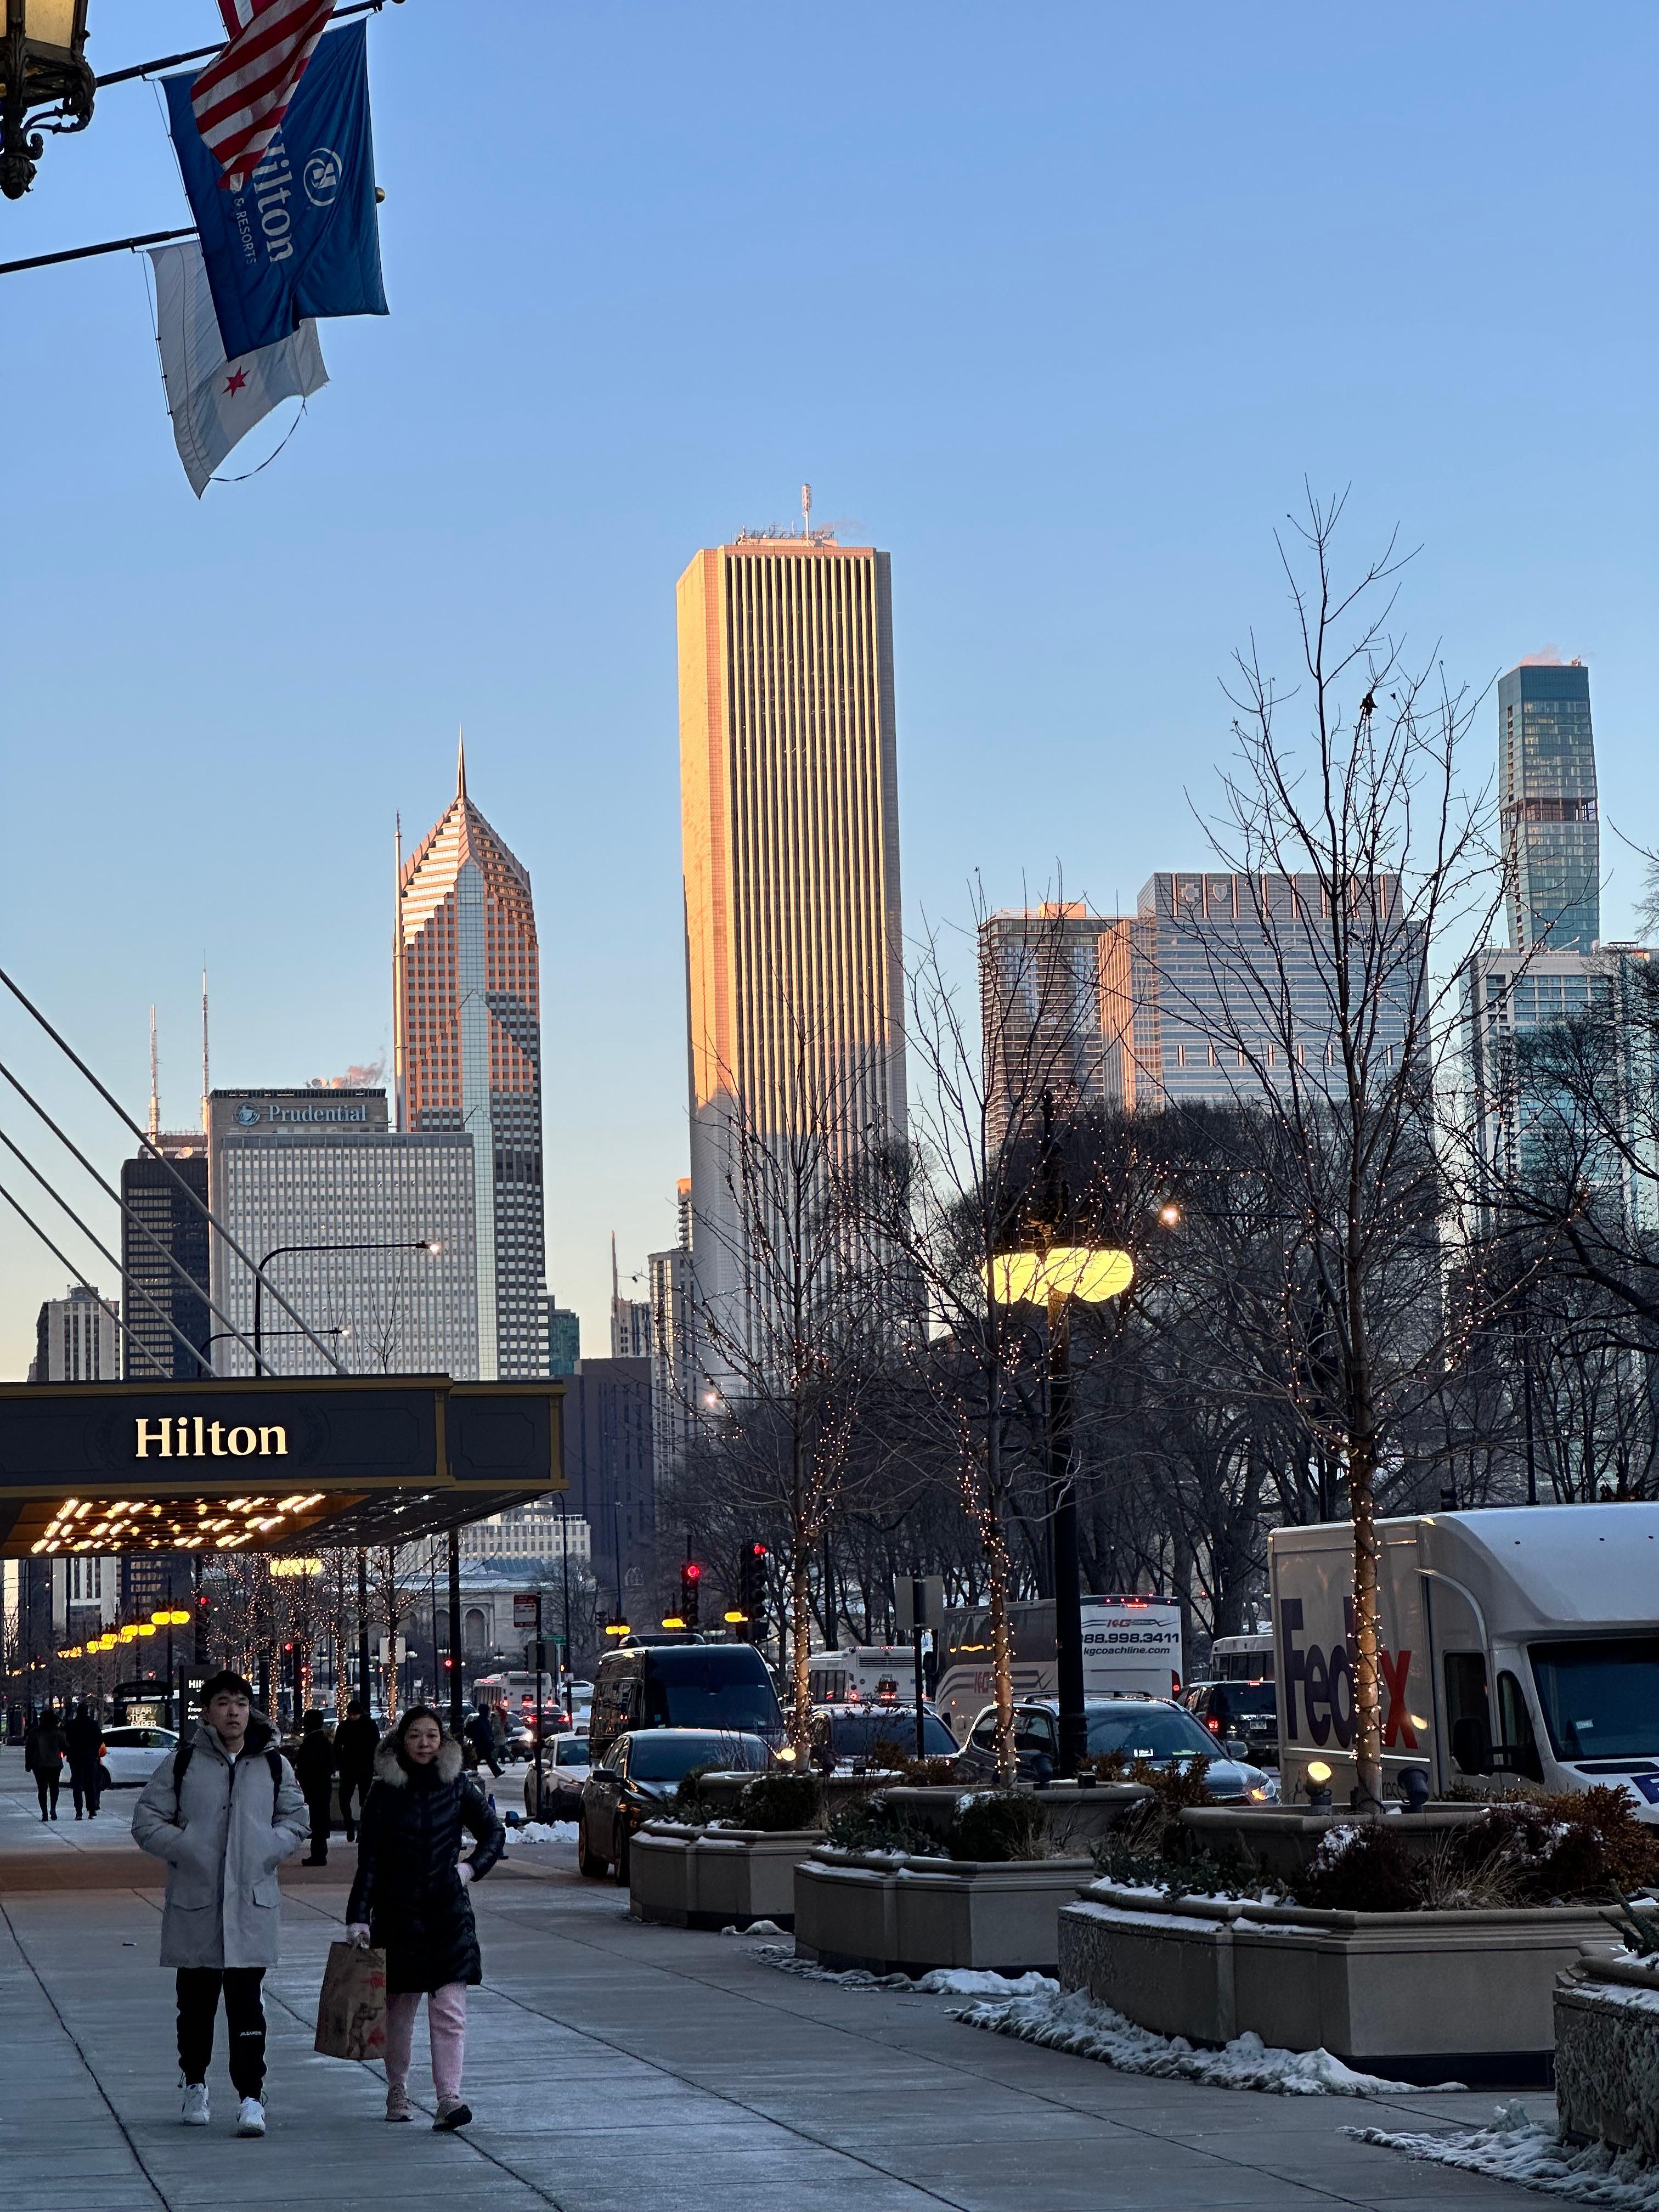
[69,1769,101,1816]
[304,1790,331,1859]
[338,1775,368,1836]
[35,1770,60,1816]
[176,1968,266,2098]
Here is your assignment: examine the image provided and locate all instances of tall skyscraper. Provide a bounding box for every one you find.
[649,1177,696,1486]
[207,1088,480,1377]
[1500,661,1600,954]
[1133,871,1424,1107]
[121,1131,211,1378]
[396,744,547,1378]
[677,524,906,1354]
[31,1283,120,1382]
[978,905,1158,1148]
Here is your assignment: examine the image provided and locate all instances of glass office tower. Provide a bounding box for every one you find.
[1500,662,1600,953]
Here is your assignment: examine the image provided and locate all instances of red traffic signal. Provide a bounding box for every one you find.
[684,1562,702,1581]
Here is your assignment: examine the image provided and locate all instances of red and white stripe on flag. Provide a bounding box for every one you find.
[191,0,337,194]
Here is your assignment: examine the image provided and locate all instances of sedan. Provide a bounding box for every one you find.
[810,1703,960,1774]
[956,1696,1278,1802]
[578,1728,770,1883]
[100,1725,179,1787]
[522,1734,591,1822]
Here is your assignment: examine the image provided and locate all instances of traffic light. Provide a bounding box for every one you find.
[736,1541,769,1643]
[679,1561,702,1628]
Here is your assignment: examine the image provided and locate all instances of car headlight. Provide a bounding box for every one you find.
[1246,1785,1273,1802]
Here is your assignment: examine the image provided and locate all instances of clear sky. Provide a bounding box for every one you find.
[1,2,1654,1376]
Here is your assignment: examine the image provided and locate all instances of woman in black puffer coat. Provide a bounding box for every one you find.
[345,1706,504,2130]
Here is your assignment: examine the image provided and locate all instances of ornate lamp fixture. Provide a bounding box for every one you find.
[1,1,93,200]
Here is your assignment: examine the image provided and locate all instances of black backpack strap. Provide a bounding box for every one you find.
[266,1747,283,1792]
[172,1739,194,1805]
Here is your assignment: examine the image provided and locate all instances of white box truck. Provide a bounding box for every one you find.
[1269,1502,1659,1820]
[935,1596,1183,1740]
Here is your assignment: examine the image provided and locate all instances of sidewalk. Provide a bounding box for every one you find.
[0,1747,1545,2211]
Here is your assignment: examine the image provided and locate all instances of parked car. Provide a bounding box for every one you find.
[587,1642,783,1764]
[954,1695,1278,1802]
[523,1734,592,1821]
[1197,1678,1279,1768]
[577,1727,771,1882]
[809,1703,960,1774]
[99,1724,179,1787]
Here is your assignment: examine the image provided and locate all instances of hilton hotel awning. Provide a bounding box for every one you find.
[0,1378,563,1558]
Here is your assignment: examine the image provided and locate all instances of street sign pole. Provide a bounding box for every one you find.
[912,1578,927,1760]
[534,1592,545,1823]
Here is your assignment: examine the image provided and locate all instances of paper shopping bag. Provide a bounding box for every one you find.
[313,1940,387,2061]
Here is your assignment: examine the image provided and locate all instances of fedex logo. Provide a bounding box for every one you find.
[1278,1596,1418,1751]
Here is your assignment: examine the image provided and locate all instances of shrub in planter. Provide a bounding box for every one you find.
[1089,1759,1251,1896]
[949,1788,1046,1863]
[1446,1787,1659,1905]
[673,1765,721,1825]
[731,1769,824,1832]
[826,1791,946,1858]
[1288,1822,1421,1912]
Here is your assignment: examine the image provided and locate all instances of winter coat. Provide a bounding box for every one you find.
[26,1722,66,1775]
[131,1718,311,1968]
[332,1713,380,1781]
[64,1713,103,1780]
[345,1736,505,1994]
[294,1726,335,1799]
[464,1711,502,1775]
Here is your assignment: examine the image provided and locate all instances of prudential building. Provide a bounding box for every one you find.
[396,743,547,1380]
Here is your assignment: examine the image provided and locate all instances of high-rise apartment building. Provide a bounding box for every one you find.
[649,1178,696,1486]
[677,526,906,1359]
[979,905,1158,1148]
[546,1300,580,1376]
[1500,661,1600,954]
[1134,872,1424,1107]
[121,1132,211,1378]
[32,1284,120,1381]
[206,1088,479,1377]
[396,746,546,1379]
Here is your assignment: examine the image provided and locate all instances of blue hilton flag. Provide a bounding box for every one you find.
[165,18,387,362]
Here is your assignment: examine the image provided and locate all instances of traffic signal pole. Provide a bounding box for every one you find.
[447,1529,462,1735]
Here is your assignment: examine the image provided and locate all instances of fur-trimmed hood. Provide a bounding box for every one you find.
[373,1734,463,1788]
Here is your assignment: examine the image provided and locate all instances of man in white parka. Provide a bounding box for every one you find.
[133,1671,311,2137]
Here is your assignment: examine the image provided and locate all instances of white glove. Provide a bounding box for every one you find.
[456,1861,474,1886]
[346,1922,372,1945]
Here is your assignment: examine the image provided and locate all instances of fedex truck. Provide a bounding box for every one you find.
[935,1596,1183,1740]
[1270,1503,1659,1821]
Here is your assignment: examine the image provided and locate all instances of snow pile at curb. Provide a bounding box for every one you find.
[503,1821,563,1846]
[1347,2102,1659,2207]
[952,1984,1458,2096]
[753,1947,1052,1999]
[721,1920,787,1937]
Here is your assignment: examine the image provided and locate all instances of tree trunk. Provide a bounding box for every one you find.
[984,1505,1017,1786]
[1348,1443,1383,1804]
[790,1551,812,1761]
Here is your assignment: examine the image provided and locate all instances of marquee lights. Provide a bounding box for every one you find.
[30,1489,334,1556]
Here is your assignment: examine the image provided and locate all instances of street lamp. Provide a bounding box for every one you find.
[981,1241,1135,1780]
[1,1,93,199]
[252,1240,438,1372]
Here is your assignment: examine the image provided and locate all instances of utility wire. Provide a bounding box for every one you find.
[0,1052,264,1373]
[0,962,343,1372]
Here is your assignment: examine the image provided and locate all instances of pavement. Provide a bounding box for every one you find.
[0,1746,1556,2211]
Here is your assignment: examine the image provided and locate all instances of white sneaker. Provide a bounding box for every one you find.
[236,2097,266,2137]
[180,2081,209,2127]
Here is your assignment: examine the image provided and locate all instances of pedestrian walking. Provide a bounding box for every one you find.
[345,1706,504,2130]
[65,1701,104,1820]
[463,1702,502,1778]
[294,1709,336,1866]
[332,1698,379,1843]
[25,1708,66,1821]
[132,1670,311,2138]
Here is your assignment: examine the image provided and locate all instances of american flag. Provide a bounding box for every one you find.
[190,0,337,195]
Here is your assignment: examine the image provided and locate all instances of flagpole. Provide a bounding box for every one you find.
[93,0,396,92]
[0,228,196,280]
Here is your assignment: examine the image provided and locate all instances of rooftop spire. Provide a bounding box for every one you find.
[456,725,467,804]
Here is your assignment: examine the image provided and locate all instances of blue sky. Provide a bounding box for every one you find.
[1,2,1654,1374]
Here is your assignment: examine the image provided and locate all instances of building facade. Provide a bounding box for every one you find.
[978,905,1158,1149]
[649,1177,697,1487]
[32,1284,121,1382]
[454,1506,591,1565]
[560,1356,654,1616]
[206,1088,479,1378]
[396,746,547,1379]
[678,529,907,1370]
[1500,661,1600,955]
[546,1301,580,1376]
[1132,871,1424,1107]
[121,1134,211,1379]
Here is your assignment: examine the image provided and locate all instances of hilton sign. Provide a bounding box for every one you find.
[0,1377,564,1558]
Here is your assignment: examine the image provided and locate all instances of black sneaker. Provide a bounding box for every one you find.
[432,2097,472,2131]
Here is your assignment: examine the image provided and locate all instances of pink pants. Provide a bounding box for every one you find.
[384,1983,467,2102]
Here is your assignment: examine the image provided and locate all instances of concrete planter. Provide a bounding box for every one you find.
[1555,1951,1659,2159]
[793,1848,1094,1977]
[1060,1880,1615,2083]
[1179,1804,1489,1882]
[629,1822,823,1929]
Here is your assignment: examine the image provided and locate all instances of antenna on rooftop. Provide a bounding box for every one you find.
[200,961,210,1133]
[802,482,812,538]
[148,1007,160,1143]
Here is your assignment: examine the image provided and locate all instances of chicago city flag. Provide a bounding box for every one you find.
[149,235,327,496]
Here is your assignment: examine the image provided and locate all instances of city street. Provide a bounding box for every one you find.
[0,1750,1545,2212]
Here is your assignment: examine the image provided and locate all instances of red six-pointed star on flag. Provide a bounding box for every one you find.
[223,367,249,396]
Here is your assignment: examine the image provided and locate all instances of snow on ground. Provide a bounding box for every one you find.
[504,1821,566,1846]
[721,1920,788,1937]
[752,1946,1049,1997]
[952,1984,1463,2097]
[1348,2103,1659,2207]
